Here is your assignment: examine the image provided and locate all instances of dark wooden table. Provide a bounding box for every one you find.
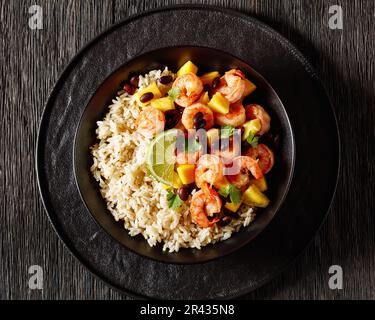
[1,0,374,300]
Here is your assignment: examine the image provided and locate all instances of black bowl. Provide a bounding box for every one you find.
[74,46,295,264]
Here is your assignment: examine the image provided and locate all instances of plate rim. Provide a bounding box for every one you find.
[36,4,340,299]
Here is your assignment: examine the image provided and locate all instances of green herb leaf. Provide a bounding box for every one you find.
[246,131,259,148]
[220,125,235,139]
[167,191,184,210]
[168,87,181,101]
[218,184,242,204]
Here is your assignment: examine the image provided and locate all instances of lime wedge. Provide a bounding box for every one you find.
[146,129,180,187]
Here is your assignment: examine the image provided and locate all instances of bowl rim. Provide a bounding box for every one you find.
[72,44,296,264]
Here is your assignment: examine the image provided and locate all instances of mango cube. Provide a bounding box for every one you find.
[177,61,198,76]
[243,79,257,96]
[150,97,175,112]
[249,176,267,192]
[173,172,183,189]
[176,164,196,185]
[198,91,209,104]
[135,83,162,107]
[208,92,230,114]
[243,184,270,208]
[225,200,243,212]
[242,119,261,141]
[200,71,220,85]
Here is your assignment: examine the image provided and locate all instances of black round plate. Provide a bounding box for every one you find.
[36,5,339,299]
[74,46,295,264]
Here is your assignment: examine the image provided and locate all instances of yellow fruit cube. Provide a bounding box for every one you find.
[243,184,270,208]
[198,91,209,104]
[206,128,220,147]
[249,176,267,192]
[150,97,175,112]
[242,119,261,141]
[176,164,196,185]
[173,172,183,189]
[135,83,162,107]
[243,79,257,96]
[200,71,220,85]
[207,92,230,114]
[225,200,243,212]
[177,61,198,76]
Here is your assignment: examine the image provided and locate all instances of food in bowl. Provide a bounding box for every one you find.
[90,61,275,252]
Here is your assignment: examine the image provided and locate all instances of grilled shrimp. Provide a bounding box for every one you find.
[216,69,246,104]
[190,188,222,228]
[136,107,165,138]
[246,144,275,174]
[181,103,214,130]
[172,72,203,107]
[215,102,246,127]
[227,156,263,190]
[245,104,271,135]
[195,154,224,189]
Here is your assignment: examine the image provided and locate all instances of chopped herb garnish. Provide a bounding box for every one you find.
[218,184,242,204]
[246,132,259,148]
[167,87,181,101]
[167,191,184,210]
[220,125,235,139]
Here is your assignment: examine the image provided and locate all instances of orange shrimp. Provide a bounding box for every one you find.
[172,72,203,107]
[195,154,224,189]
[211,135,241,164]
[181,103,214,130]
[216,69,246,104]
[136,107,165,138]
[215,102,246,127]
[246,144,275,174]
[245,104,271,135]
[227,156,263,190]
[190,188,222,228]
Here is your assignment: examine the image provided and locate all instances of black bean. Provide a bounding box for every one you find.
[195,112,204,120]
[217,216,232,227]
[178,187,190,201]
[123,83,135,95]
[130,75,139,87]
[200,119,207,129]
[159,75,173,84]
[140,92,154,103]
[211,76,221,89]
[186,183,197,192]
[203,84,211,92]
[164,109,180,130]
[223,208,240,219]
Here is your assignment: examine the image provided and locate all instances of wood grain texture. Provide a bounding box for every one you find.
[0,0,374,299]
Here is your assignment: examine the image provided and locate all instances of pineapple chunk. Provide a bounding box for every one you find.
[198,91,209,104]
[177,61,198,76]
[206,128,220,147]
[176,164,196,185]
[242,119,261,141]
[207,92,230,114]
[249,176,267,192]
[150,97,175,112]
[135,83,162,107]
[200,71,220,85]
[225,199,243,212]
[243,184,270,208]
[243,79,256,96]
